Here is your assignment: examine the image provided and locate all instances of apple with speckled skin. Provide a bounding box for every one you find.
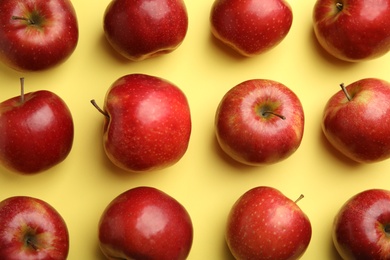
[215,79,304,165]
[98,186,193,260]
[333,189,390,259]
[91,74,191,172]
[210,0,293,56]
[226,186,312,260]
[322,78,390,163]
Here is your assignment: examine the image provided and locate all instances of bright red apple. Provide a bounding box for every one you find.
[0,0,79,71]
[0,196,69,260]
[226,186,312,260]
[103,0,188,61]
[98,186,193,260]
[215,79,304,165]
[322,78,390,163]
[0,78,74,174]
[91,73,191,172]
[210,0,293,56]
[313,0,390,62]
[333,189,390,259]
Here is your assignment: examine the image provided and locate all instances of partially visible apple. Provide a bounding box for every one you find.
[333,189,390,259]
[98,186,193,260]
[103,0,188,61]
[0,196,69,260]
[215,79,304,165]
[322,78,390,163]
[0,0,79,71]
[210,0,293,56]
[0,78,74,174]
[91,73,191,172]
[226,186,312,260]
[313,0,390,62]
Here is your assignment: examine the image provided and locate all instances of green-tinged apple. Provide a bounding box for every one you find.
[322,78,390,163]
[98,186,193,260]
[226,186,312,260]
[215,79,304,165]
[0,78,74,174]
[313,0,390,62]
[91,74,191,172]
[0,196,69,260]
[0,0,79,71]
[103,0,188,61]
[210,0,293,56]
[333,189,390,259]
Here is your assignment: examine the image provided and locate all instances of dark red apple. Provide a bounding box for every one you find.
[215,79,304,165]
[333,189,390,259]
[91,73,191,172]
[210,0,293,56]
[322,78,390,163]
[226,186,312,260]
[0,78,74,174]
[0,0,79,71]
[103,0,188,61]
[0,196,69,259]
[313,0,390,62]
[98,186,193,260]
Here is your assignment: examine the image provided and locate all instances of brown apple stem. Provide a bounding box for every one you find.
[11,16,35,25]
[90,99,109,118]
[340,83,352,101]
[262,111,286,120]
[294,194,304,203]
[26,238,38,250]
[336,2,343,11]
[20,77,25,104]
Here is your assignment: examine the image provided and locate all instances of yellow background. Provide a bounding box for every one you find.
[1,0,390,259]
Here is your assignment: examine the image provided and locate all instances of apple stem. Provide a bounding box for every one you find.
[294,194,304,203]
[26,238,38,250]
[11,16,35,25]
[90,99,109,118]
[340,83,352,101]
[20,77,25,104]
[262,111,286,120]
[336,2,343,11]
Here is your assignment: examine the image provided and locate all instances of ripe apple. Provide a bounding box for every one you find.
[98,186,193,260]
[322,78,390,163]
[0,0,79,71]
[210,0,293,56]
[0,196,69,259]
[333,189,390,259]
[103,0,188,61]
[215,79,304,165]
[0,78,74,174]
[313,0,390,62]
[226,186,312,260]
[91,74,191,172]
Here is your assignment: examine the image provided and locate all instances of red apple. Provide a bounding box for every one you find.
[215,79,304,165]
[313,0,390,62]
[0,78,74,174]
[91,74,191,172]
[98,186,193,260]
[333,189,390,259]
[0,0,79,71]
[210,0,293,56]
[322,78,390,163]
[0,196,69,259]
[103,0,188,61]
[226,186,312,260]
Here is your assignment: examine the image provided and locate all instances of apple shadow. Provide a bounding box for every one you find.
[221,237,236,260]
[98,33,133,65]
[208,32,251,62]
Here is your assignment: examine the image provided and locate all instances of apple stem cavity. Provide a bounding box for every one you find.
[340,83,352,101]
[294,194,304,203]
[262,111,286,120]
[91,99,109,118]
[20,77,25,104]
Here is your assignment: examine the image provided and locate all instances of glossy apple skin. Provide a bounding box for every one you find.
[0,196,69,260]
[322,78,390,163]
[313,0,390,62]
[215,79,304,165]
[98,186,193,260]
[0,90,74,174]
[210,0,293,56]
[101,74,191,172]
[333,189,390,260]
[226,186,312,260]
[103,0,188,61]
[0,0,79,71]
